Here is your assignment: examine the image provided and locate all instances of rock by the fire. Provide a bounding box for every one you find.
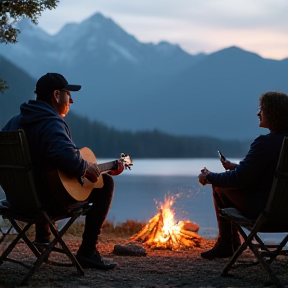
[113,243,147,256]
[178,221,199,233]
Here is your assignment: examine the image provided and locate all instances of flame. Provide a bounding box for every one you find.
[131,194,201,250]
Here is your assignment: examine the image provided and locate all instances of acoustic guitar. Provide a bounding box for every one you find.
[48,147,133,206]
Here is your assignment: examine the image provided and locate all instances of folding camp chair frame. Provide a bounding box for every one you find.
[220,136,288,288]
[0,129,90,285]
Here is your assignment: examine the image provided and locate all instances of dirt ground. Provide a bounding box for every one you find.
[1,235,288,288]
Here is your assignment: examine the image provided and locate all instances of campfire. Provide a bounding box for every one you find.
[131,194,201,250]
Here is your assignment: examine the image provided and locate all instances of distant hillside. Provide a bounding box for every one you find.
[0,56,250,158]
[66,112,250,159]
[157,46,288,139]
[0,56,35,125]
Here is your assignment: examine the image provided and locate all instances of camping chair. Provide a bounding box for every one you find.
[0,129,90,286]
[220,136,288,288]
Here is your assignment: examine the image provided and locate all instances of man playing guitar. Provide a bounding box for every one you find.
[2,73,125,270]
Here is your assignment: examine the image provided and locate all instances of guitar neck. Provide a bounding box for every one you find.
[98,160,118,174]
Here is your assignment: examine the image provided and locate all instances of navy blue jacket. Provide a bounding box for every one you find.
[206,132,288,212]
[2,100,88,210]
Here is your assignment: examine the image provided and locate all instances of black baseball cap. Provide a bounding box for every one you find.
[34,73,81,94]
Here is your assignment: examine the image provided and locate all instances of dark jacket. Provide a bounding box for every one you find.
[2,100,88,211]
[206,132,288,212]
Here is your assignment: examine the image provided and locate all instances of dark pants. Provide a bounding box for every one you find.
[35,174,114,252]
[212,186,262,243]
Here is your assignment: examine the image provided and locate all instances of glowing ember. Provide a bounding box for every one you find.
[131,194,201,250]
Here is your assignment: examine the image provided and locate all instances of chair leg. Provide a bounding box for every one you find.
[0,231,23,264]
[252,234,288,288]
[227,225,284,288]
[0,220,39,264]
[0,225,13,245]
[252,246,283,288]
[221,225,257,277]
[1,212,85,285]
[20,214,84,286]
[47,214,84,275]
[269,233,288,263]
[220,241,249,276]
[9,219,40,257]
[45,212,85,274]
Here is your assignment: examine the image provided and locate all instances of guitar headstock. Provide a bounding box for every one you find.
[120,153,133,170]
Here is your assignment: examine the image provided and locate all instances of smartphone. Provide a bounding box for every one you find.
[217,150,226,162]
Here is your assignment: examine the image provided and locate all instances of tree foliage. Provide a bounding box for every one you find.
[66,112,250,159]
[0,78,8,93]
[0,0,58,44]
[0,0,58,92]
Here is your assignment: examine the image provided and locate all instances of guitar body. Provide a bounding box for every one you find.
[48,148,133,207]
[48,147,104,205]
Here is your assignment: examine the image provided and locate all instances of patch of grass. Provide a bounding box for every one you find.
[66,220,146,237]
[112,220,146,236]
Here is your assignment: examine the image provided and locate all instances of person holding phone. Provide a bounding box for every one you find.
[198,91,288,259]
[217,150,237,171]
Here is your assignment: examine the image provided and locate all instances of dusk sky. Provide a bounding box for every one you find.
[37,0,288,60]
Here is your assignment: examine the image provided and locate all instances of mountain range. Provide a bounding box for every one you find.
[1,12,288,140]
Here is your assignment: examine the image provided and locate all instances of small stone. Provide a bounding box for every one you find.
[113,243,147,256]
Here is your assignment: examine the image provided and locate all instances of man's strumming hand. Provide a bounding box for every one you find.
[83,162,100,183]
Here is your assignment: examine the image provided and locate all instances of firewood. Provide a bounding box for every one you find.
[179,229,201,240]
[151,209,164,240]
[130,214,160,241]
[130,203,202,250]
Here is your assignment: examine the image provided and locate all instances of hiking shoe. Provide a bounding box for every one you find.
[201,243,234,259]
[76,249,117,270]
[201,237,236,260]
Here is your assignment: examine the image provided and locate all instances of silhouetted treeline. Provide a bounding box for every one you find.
[66,112,251,159]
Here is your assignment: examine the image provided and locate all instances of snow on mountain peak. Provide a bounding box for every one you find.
[0,12,197,77]
[108,40,139,63]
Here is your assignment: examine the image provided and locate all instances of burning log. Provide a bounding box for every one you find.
[130,213,161,241]
[130,195,202,250]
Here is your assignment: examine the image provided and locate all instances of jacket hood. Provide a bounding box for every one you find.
[19,100,64,127]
